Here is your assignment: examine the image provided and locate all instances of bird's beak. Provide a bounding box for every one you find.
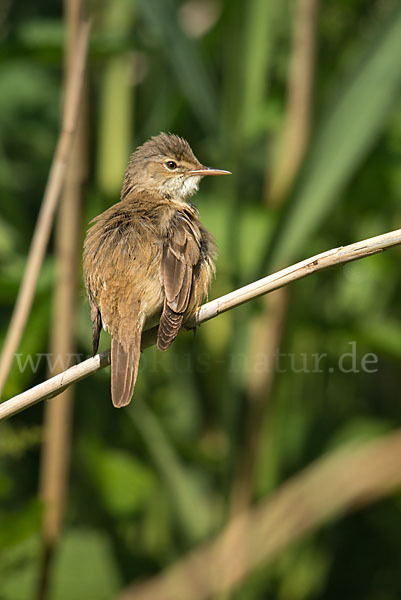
[187,166,232,177]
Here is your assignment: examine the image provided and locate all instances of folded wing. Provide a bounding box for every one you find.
[158,213,201,351]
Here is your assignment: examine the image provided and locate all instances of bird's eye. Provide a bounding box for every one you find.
[166,160,178,170]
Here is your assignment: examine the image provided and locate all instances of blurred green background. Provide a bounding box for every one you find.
[1,0,401,598]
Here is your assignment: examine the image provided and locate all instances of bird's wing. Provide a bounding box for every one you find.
[158,212,201,350]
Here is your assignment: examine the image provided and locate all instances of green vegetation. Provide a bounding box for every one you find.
[1,0,401,598]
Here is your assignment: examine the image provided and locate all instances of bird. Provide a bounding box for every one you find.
[83,133,231,407]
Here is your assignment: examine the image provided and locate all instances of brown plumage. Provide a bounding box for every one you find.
[83,133,230,407]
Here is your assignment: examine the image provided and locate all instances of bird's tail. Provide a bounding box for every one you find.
[111,335,141,408]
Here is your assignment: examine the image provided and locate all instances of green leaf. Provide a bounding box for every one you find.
[18,20,64,48]
[51,529,121,600]
[137,0,217,130]
[90,448,156,516]
[130,400,219,543]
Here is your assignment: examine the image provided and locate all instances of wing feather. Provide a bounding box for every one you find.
[158,213,201,351]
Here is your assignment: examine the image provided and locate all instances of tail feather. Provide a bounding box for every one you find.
[111,336,141,407]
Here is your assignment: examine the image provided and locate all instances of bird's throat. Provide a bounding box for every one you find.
[159,175,201,203]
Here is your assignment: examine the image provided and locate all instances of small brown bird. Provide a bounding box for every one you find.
[83,133,230,407]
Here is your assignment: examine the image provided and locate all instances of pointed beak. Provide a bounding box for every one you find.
[187,166,232,177]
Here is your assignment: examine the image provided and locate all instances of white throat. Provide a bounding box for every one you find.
[159,175,201,203]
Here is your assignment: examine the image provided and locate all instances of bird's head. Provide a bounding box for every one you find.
[121,133,231,202]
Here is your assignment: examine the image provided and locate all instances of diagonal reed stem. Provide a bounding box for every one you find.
[1,226,401,421]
